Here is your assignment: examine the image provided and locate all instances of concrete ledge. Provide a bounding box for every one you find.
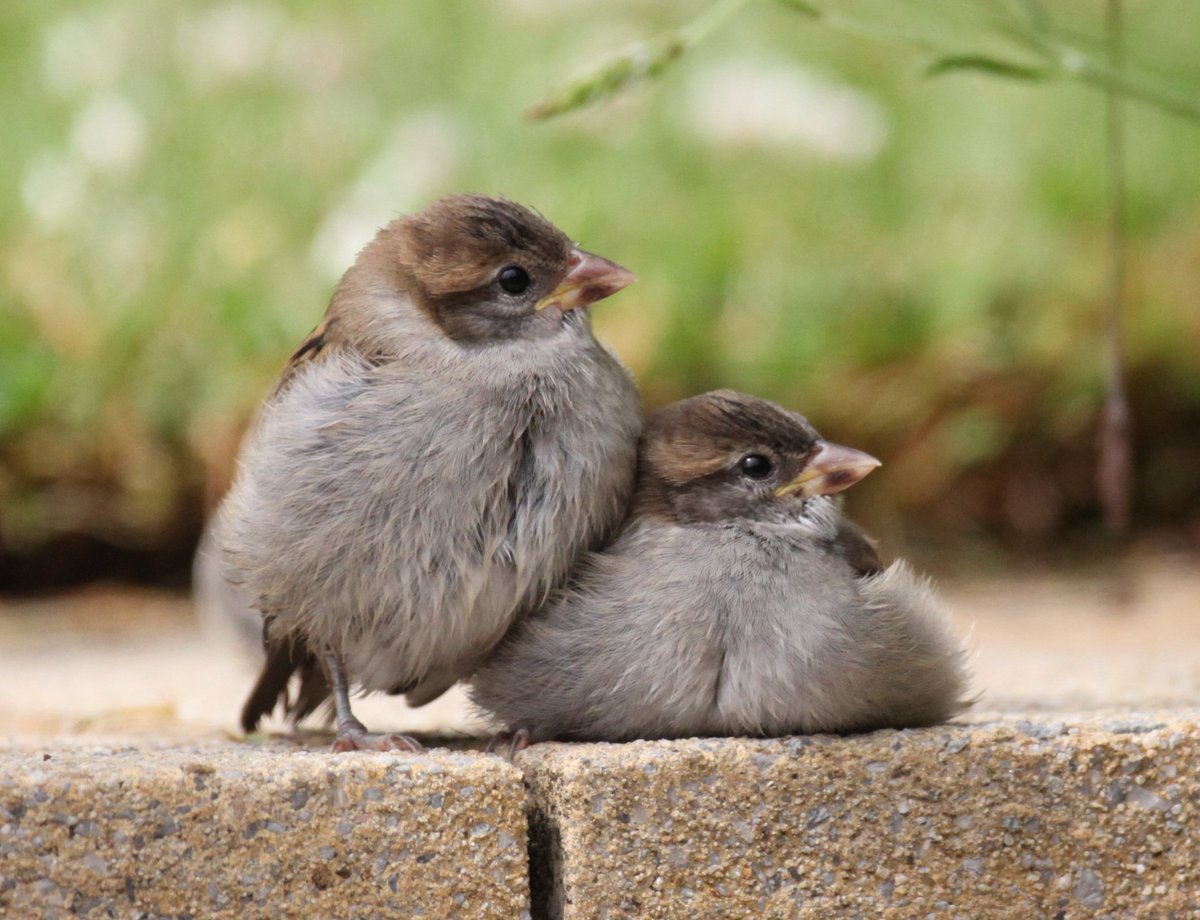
[519,714,1200,918]
[3,715,1198,918]
[0,741,529,918]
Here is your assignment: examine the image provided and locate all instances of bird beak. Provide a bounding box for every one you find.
[773,441,881,499]
[534,249,636,312]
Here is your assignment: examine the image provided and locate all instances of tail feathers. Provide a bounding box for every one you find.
[291,658,332,725]
[240,635,330,732]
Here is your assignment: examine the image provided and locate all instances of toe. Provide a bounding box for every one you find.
[383,734,425,753]
[330,730,424,754]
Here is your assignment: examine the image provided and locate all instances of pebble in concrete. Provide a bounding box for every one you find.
[0,740,529,919]
[519,715,1200,919]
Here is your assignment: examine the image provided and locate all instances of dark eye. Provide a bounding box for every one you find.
[737,454,773,479]
[497,265,531,295]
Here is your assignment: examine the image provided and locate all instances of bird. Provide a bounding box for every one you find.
[469,389,971,744]
[214,194,642,751]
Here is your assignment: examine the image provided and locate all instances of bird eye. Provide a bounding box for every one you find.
[737,454,773,479]
[497,265,531,295]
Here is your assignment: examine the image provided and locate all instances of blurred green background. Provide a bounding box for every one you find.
[2,0,1198,589]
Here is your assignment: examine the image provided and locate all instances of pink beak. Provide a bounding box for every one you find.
[534,249,636,312]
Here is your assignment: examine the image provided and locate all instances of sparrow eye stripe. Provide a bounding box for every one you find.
[737,454,773,479]
[497,265,531,294]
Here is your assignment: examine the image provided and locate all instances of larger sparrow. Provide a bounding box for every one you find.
[470,390,970,742]
[216,195,641,750]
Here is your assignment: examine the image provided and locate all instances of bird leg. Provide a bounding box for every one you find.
[326,652,424,753]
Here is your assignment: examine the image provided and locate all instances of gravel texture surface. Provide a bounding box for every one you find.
[519,715,1200,918]
[0,738,529,919]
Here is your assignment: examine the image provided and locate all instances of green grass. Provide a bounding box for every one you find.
[2,0,1199,567]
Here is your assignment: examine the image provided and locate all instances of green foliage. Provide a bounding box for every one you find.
[531,0,1200,123]
[528,38,689,121]
[924,55,1050,82]
[1,0,1199,560]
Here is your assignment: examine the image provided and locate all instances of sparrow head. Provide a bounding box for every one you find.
[351,195,635,345]
[636,390,880,525]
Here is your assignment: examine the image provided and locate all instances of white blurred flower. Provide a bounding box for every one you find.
[41,12,127,97]
[272,22,348,91]
[685,60,888,161]
[310,109,464,280]
[92,203,158,293]
[21,151,88,232]
[71,93,147,175]
[176,1,286,86]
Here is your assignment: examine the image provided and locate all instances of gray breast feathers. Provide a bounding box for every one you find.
[218,339,639,699]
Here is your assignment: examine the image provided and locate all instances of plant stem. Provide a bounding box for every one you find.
[531,0,1200,123]
[1071,56,1200,123]
[1098,0,1132,535]
[526,0,752,119]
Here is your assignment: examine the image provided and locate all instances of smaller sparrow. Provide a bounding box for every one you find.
[470,390,970,743]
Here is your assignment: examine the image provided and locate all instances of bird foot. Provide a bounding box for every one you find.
[331,728,425,754]
[485,728,531,762]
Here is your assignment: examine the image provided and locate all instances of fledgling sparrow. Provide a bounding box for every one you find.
[470,390,971,743]
[215,195,641,751]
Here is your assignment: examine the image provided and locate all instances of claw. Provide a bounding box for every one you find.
[485,728,531,762]
[331,728,425,754]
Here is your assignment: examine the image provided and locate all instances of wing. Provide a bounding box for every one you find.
[271,312,396,399]
[825,517,883,578]
[231,316,343,732]
[270,316,340,398]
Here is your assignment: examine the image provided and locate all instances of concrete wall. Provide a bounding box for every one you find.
[3,713,1198,918]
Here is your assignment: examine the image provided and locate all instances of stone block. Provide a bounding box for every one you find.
[0,740,529,919]
[520,715,1200,918]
